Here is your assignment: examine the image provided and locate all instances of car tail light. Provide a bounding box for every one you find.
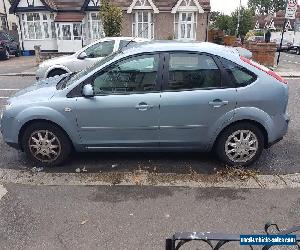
[240,56,288,84]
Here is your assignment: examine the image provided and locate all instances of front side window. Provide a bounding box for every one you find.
[174,12,197,40]
[132,11,154,39]
[166,53,221,90]
[92,54,159,95]
[219,57,256,87]
[84,40,115,58]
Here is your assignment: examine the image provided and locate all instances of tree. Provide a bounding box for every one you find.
[248,0,286,15]
[214,14,234,35]
[231,7,255,36]
[99,0,123,37]
[210,11,221,24]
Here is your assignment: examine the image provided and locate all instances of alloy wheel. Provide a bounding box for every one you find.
[28,130,61,163]
[225,130,258,163]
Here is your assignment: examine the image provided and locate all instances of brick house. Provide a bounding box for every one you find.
[10,0,210,52]
[254,7,300,45]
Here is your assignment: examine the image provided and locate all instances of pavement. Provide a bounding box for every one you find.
[0,184,299,250]
[0,56,37,76]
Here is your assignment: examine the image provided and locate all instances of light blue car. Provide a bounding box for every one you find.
[0,41,289,167]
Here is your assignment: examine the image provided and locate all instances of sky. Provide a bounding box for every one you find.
[210,0,249,15]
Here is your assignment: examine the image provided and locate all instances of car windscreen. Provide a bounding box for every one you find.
[58,52,121,89]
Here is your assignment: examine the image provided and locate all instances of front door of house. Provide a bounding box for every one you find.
[57,22,82,53]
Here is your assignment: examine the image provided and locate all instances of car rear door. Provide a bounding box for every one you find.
[74,53,163,148]
[159,52,237,149]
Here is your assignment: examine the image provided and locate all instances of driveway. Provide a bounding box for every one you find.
[0,56,36,75]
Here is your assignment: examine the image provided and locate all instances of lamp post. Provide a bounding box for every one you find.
[236,0,242,37]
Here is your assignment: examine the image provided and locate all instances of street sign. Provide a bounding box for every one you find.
[285,0,298,19]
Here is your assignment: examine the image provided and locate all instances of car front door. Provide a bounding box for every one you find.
[159,52,237,149]
[74,53,162,148]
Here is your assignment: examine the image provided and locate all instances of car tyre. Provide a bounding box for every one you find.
[3,48,9,60]
[21,122,72,167]
[15,48,20,57]
[297,48,300,55]
[47,69,68,78]
[215,122,264,166]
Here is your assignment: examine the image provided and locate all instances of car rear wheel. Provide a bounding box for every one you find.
[47,69,67,78]
[215,122,264,166]
[297,48,300,55]
[21,122,72,166]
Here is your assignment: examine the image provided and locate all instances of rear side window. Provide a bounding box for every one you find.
[119,40,136,49]
[219,57,256,87]
[166,53,221,91]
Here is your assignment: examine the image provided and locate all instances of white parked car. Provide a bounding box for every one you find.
[36,37,149,80]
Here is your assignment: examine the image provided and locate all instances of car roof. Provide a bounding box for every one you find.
[121,41,241,61]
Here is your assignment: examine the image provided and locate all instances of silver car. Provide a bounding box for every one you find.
[1,41,289,167]
[36,37,149,80]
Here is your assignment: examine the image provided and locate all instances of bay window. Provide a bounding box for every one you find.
[174,12,197,40]
[21,13,56,40]
[132,11,154,39]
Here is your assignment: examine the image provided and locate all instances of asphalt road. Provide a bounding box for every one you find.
[277,51,300,73]
[0,76,299,175]
[0,184,299,250]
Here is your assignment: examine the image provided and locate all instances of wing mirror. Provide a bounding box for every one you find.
[77,51,87,60]
[82,84,94,97]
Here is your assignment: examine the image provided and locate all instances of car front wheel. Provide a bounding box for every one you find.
[215,122,264,166]
[21,122,72,166]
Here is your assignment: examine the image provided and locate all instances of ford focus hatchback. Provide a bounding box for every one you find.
[0,42,289,167]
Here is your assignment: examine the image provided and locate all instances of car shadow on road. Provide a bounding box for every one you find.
[37,151,262,175]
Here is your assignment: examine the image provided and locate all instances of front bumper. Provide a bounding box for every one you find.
[36,66,47,80]
[0,112,20,150]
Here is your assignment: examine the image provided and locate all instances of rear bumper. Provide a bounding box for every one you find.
[267,114,289,147]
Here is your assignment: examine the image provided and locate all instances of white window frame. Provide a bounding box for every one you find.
[56,22,82,41]
[132,11,154,39]
[87,12,104,40]
[174,12,197,40]
[20,12,56,40]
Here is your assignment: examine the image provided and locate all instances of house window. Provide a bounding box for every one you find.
[132,11,154,39]
[73,23,82,40]
[27,13,42,39]
[21,13,56,40]
[174,12,197,40]
[87,12,103,40]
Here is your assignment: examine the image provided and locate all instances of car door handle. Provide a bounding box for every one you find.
[135,102,154,111]
[209,99,229,108]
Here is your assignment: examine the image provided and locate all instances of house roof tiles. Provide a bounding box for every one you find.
[10,0,211,13]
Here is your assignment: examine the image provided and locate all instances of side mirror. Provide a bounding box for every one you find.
[77,51,87,60]
[82,84,94,97]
